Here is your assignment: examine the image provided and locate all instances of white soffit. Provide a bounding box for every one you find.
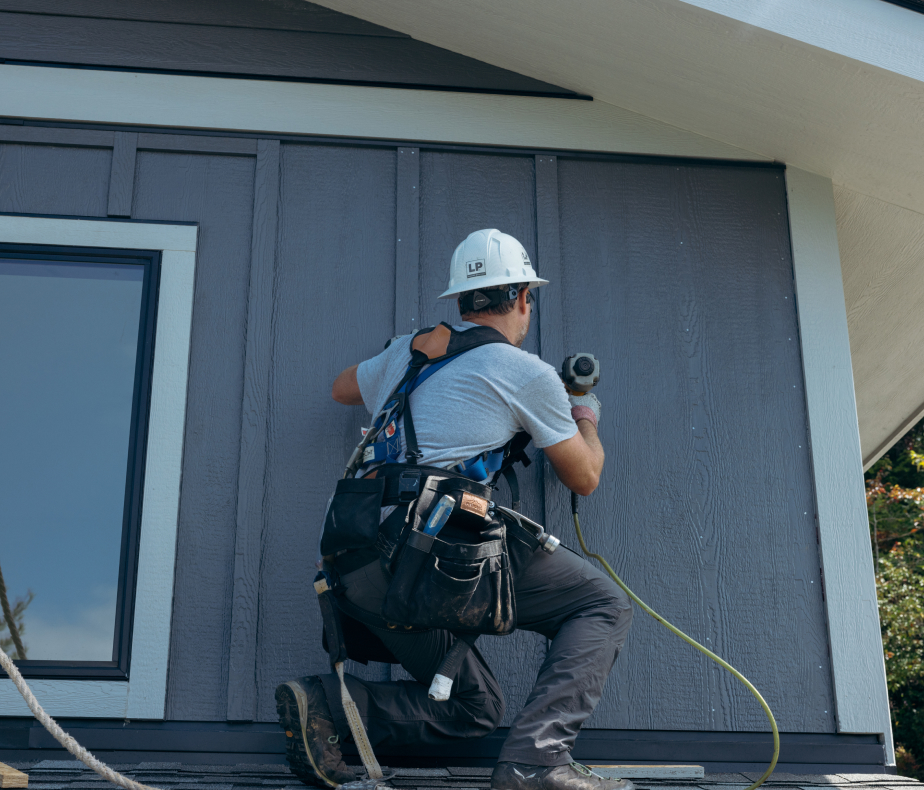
[837,187,924,469]
[311,0,924,217]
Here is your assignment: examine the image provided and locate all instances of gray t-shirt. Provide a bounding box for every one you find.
[356,322,576,471]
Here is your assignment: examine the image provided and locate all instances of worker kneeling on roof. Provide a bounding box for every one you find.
[276,229,633,790]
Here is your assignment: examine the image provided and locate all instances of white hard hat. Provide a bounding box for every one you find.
[438,229,548,299]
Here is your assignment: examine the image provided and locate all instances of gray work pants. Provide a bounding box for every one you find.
[318,544,633,767]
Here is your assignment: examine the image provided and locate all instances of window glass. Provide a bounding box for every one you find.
[0,258,145,662]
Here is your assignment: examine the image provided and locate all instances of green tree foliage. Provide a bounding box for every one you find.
[0,588,33,659]
[867,418,924,778]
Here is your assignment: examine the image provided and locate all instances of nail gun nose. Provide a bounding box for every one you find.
[574,356,595,376]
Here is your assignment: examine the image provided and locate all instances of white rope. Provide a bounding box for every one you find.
[0,645,161,790]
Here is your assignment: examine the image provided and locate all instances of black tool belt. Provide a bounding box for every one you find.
[321,463,523,636]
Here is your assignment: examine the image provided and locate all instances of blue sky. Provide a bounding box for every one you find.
[0,258,144,661]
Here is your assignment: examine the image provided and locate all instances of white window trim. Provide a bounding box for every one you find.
[0,215,197,720]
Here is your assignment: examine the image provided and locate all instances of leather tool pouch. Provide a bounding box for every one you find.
[319,477,386,557]
[380,474,516,635]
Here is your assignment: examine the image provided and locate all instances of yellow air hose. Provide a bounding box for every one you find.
[570,493,779,790]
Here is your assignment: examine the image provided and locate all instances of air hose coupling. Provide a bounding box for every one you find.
[495,505,559,554]
[538,531,561,554]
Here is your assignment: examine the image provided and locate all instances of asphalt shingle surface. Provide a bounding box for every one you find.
[3,763,922,790]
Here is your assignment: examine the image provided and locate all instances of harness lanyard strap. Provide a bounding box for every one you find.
[315,576,384,782]
[336,662,385,781]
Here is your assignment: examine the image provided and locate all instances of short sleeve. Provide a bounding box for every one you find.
[356,335,413,414]
[509,369,577,448]
[356,348,392,414]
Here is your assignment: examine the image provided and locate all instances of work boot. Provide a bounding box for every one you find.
[275,676,357,788]
[491,761,636,790]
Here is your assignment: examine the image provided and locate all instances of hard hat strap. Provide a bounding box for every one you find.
[458,285,531,315]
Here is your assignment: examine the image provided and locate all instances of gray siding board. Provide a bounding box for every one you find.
[0,0,408,37]
[534,154,564,530]
[554,160,834,732]
[0,125,113,148]
[0,143,110,215]
[130,151,257,721]
[414,150,548,725]
[256,143,398,722]
[394,147,420,336]
[137,133,258,157]
[0,12,577,96]
[107,131,137,217]
[227,140,281,722]
[0,126,831,738]
[534,155,564,368]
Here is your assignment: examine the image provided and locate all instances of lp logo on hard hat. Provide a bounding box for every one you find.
[466,259,486,278]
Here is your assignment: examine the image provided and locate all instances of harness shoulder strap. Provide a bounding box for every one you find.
[410,322,511,363]
[392,323,512,465]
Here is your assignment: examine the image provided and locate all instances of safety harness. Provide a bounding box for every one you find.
[346,322,532,508]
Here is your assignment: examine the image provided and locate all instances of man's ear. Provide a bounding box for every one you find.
[518,289,530,313]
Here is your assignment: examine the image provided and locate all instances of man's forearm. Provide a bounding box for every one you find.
[543,415,606,496]
[577,419,605,477]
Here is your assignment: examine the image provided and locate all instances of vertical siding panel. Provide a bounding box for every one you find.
[413,150,547,725]
[555,160,834,733]
[394,147,420,336]
[227,140,281,722]
[0,144,110,216]
[107,131,138,217]
[256,144,397,721]
[132,151,256,721]
[534,154,564,529]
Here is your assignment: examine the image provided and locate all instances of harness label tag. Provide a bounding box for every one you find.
[460,492,489,518]
[385,421,396,439]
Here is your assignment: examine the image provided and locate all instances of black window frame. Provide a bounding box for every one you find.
[0,243,161,680]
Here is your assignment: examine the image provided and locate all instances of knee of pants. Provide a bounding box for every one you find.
[585,571,634,636]
[469,692,505,737]
[455,682,505,737]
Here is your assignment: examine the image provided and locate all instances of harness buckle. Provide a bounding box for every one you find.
[397,469,421,502]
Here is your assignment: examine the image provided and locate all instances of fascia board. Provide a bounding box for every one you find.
[0,64,765,162]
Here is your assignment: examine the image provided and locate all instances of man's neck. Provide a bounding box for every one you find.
[461,314,519,346]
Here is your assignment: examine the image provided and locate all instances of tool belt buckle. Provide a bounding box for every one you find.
[397,469,421,503]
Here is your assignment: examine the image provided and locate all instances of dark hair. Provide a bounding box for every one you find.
[458,283,528,318]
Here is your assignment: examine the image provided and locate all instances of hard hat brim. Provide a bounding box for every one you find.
[438,276,549,300]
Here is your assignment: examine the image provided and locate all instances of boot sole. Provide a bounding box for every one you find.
[275,681,340,789]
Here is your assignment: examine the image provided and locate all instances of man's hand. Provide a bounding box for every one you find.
[332,364,364,405]
[568,391,601,429]
[544,418,604,497]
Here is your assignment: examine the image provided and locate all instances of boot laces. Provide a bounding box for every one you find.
[571,763,607,779]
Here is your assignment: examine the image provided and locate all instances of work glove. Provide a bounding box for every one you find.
[569,391,601,430]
